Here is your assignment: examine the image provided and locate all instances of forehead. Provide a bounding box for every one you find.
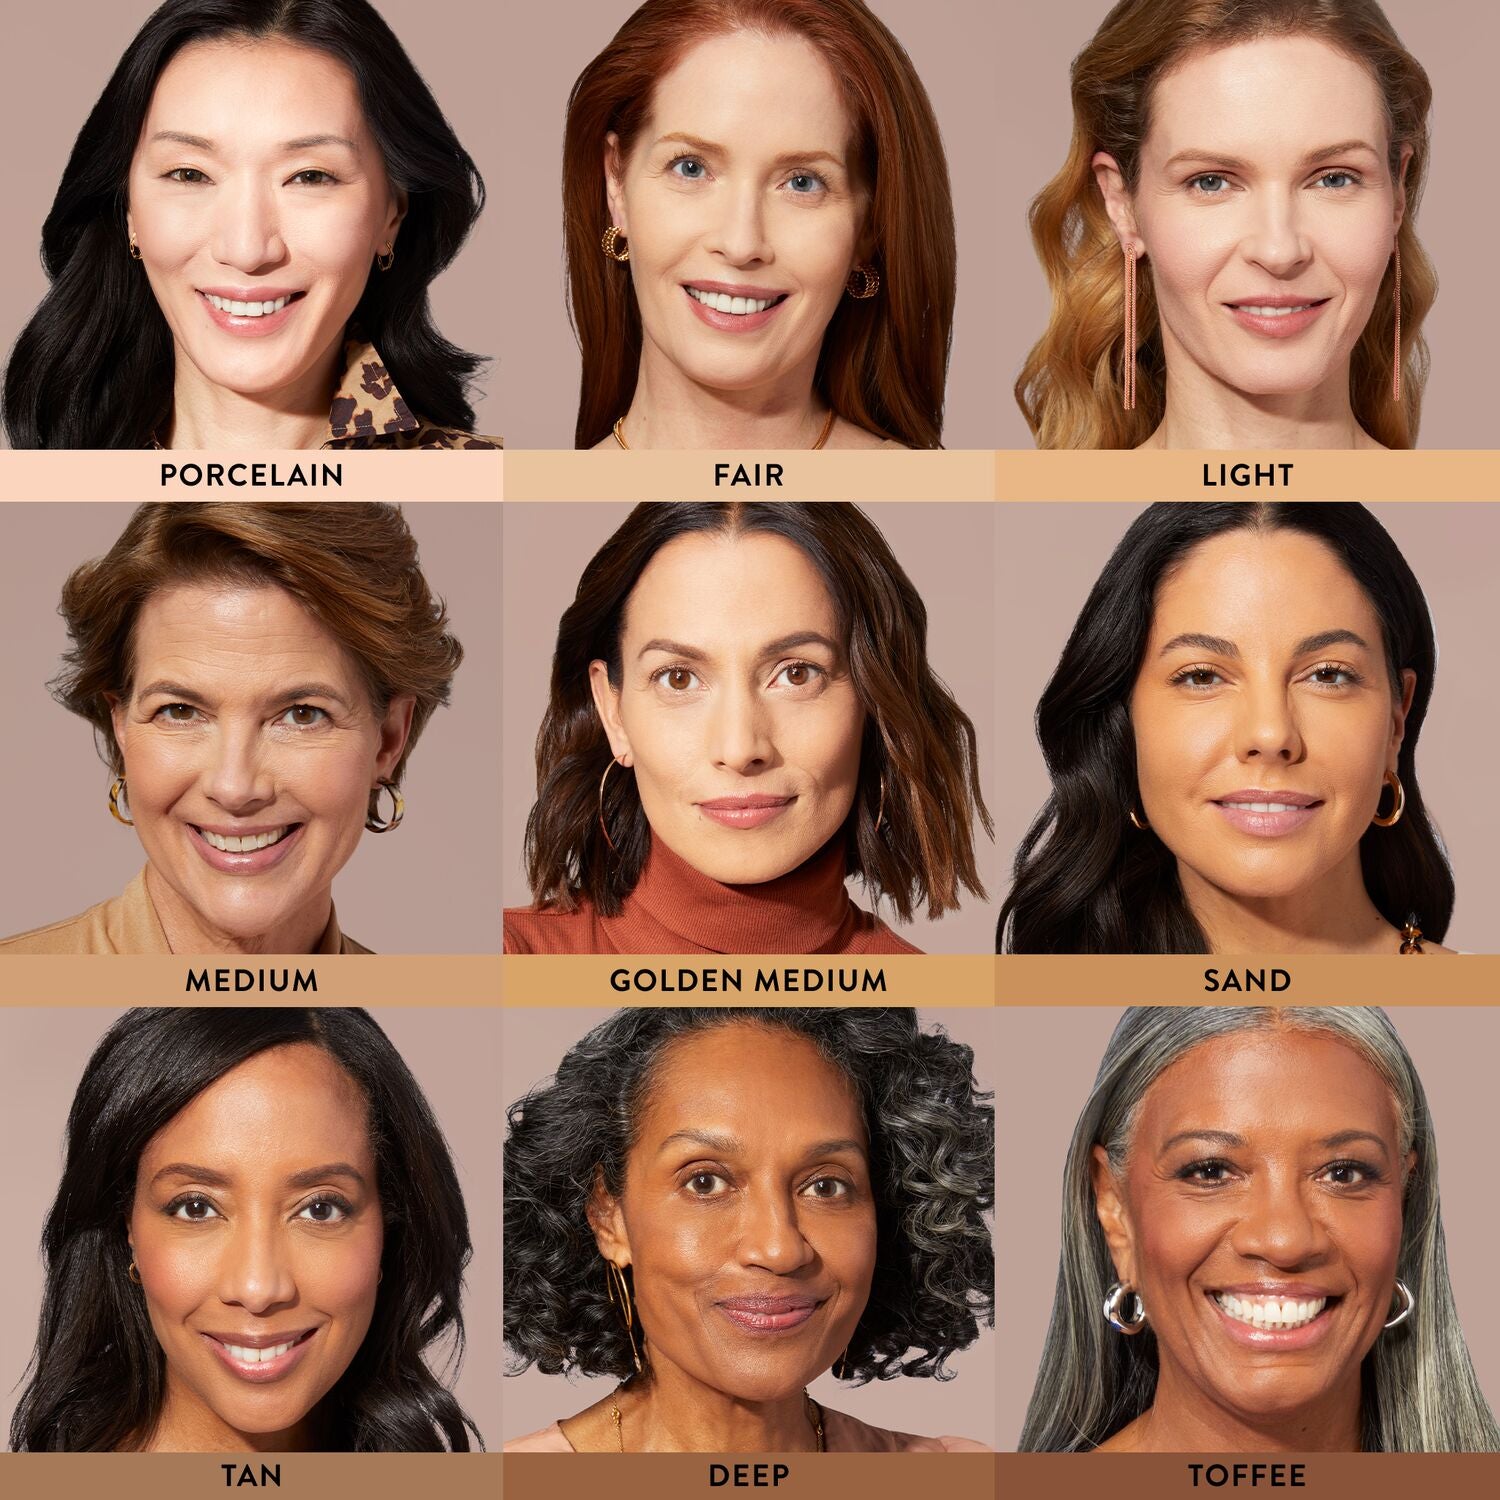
[642,28,852,160]
[137,1042,374,1183]
[141,37,370,153]
[130,581,363,694]
[1148,529,1381,652]
[1146,34,1387,165]
[620,531,839,650]
[1132,1029,1398,1151]
[633,1023,865,1156]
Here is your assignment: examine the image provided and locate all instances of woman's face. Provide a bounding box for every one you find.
[591,531,866,885]
[605,28,867,397]
[110,581,412,948]
[1109,35,1405,401]
[1093,1028,1410,1431]
[1129,528,1412,905]
[128,1043,383,1447]
[127,38,405,401]
[594,1023,876,1402]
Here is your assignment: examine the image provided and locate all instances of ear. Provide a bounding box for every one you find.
[587,1166,632,1264]
[590,660,633,763]
[1392,143,1413,231]
[604,132,629,235]
[373,695,416,782]
[382,187,409,250]
[1091,1143,1137,1283]
[1092,151,1143,255]
[1389,668,1416,766]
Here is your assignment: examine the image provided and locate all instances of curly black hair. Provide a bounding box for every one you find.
[503,1008,994,1384]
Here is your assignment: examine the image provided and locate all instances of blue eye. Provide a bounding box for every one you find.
[1190,173,1230,194]
[786,172,826,195]
[1315,170,1358,190]
[670,157,707,181]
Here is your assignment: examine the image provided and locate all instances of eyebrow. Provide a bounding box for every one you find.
[1159,1129,1390,1157]
[135,680,353,708]
[655,1130,867,1161]
[1316,1130,1390,1158]
[151,1161,367,1189]
[1163,140,1381,172]
[149,131,358,153]
[652,131,845,171]
[636,632,840,663]
[1157,628,1369,659]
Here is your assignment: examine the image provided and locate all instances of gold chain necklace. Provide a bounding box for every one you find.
[611,408,836,451]
[607,1389,825,1453]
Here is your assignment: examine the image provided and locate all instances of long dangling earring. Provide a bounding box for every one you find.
[1391,241,1402,404]
[1122,244,1138,412]
[1371,769,1405,828]
[601,226,630,262]
[365,780,405,833]
[108,777,134,826]
[597,755,631,853]
[605,1260,645,1374]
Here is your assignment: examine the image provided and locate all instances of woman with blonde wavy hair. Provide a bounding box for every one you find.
[1018,0,1434,450]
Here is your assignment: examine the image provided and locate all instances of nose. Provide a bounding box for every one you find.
[211,177,288,274]
[737,1188,816,1275]
[1228,1170,1332,1269]
[202,724,276,813]
[1235,678,1305,764]
[703,180,773,268]
[708,682,775,774]
[217,1216,298,1316]
[1240,189,1313,280]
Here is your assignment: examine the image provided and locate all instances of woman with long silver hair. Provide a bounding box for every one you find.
[1022,1007,1497,1452]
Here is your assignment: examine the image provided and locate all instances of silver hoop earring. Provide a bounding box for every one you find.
[1383,1278,1415,1330]
[1103,1281,1147,1334]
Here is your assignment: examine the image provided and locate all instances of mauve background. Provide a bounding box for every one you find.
[501,502,1001,954]
[0,0,500,448]
[500,1005,997,1448]
[0,1006,501,1449]
[497,0,1003,449]
[995,1005,1500,1451]
[0,502,502,954]
[994,502,1500,953]
[995,0,1498,448]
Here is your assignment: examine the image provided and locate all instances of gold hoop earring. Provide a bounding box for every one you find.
[605,1260,645,1374]
[845,263,879,300]
[377,245,395,272]
[129,237,143,261]
[598,755,631,853]
[1123,244,1139,411]
[1372,769,1405,828]
[873,774,887,833]
[1128,805,1148,832]
[1391,241,1402,404]
[108,777,134,826]
[601,226,630,262]
[833,1345,852,1379]
[366,780,405,833]
[128,1259,142,1285]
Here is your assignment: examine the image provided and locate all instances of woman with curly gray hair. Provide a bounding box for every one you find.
[503,1008,994,1452]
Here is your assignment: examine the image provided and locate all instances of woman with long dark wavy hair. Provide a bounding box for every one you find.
[503,1007,994,1451]
[3,0,495,450]
[10,1008,480,1451]
[999,502,1453,954]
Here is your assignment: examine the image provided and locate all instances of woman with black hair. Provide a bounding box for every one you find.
[503,1008,994,1453]
[999,502,1453,954]
[10,1008,480,1451]
[4,0,497,450]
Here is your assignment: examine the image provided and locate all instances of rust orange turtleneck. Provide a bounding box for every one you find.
[504,836,921,955]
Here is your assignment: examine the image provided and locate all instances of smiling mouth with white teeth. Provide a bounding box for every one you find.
[685,287,788,316]
[195,825,295,853]
[1213,1291,1332,1330]
[200,292,305,317]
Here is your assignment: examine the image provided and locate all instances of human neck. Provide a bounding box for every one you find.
[1133,1358,1363,1453]
[165,336,342,450]
[138,1380,316,1453]
[619,338,827,450]
[1179,854,1397,955]
[1145,349,1370,451]
[613,1367,820,1454]
[145,860,332,956]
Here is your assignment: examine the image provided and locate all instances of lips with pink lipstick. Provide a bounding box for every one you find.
[198,285,307,337]
[1222,293,1331,339]
[1211,788,1322,837]
[188,820,305,874]
[695,794,796,830]
[1208,1282,1341,1351]
[199,1324,320,1383]
[715,1293,825,1335]
[683,280,790,333]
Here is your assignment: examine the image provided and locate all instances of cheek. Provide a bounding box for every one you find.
[1138,205,1225,300]
[1132,697,1222,789]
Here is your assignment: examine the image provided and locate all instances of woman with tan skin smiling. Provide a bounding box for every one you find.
[999,503,1453,955]
[0,503,460,956]
[564,0,955,449]
[504,1008,993,1452]
[1021,1007,1499,1452]
[505,503,990,955]
[1019,0,1434,449]
[10,1008,478,1451]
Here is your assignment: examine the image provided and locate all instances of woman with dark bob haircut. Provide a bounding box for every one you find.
[1,502,461,955]
[505,502,990,954]
[4,0,496,450]
[565,0,955,449]
[503,1007,994,1451]
[996,501,1452,948]
[1000,502,1453,954]
[11,1008,480,1451]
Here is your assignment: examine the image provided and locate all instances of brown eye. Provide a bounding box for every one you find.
[660,668,698,691]
[785,664,809,686]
